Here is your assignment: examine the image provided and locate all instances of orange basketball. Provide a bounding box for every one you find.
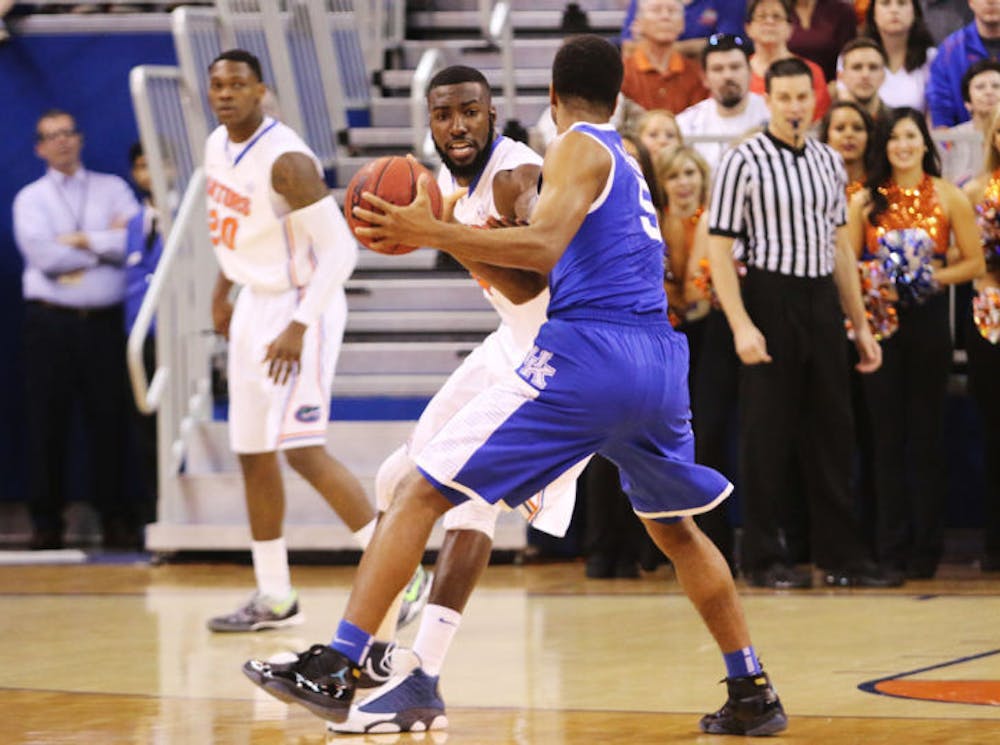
[344,156,443,255]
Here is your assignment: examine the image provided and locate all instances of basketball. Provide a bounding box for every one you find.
[344,156,443,255]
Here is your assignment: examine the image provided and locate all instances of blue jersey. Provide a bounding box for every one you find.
[547,122,668,322]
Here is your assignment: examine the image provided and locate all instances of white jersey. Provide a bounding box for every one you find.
[205,116,339,291]
[437,136,547,356]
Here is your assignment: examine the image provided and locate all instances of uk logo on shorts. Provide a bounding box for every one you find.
[295,405,322,423]
[518,346,556,389]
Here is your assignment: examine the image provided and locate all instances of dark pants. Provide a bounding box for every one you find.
[967,310,1000,563]
[583,454,647,565]
[23,301,132,535]
[691,309,737,570]
[862,293,951,572]
[738,270,870,572]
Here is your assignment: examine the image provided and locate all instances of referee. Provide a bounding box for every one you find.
[707,58,899,589]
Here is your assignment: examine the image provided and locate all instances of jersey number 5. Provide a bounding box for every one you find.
[209,209,238,251]
[621,149,661,241]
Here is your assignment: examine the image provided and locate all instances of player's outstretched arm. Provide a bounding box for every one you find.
[354,131,609,274]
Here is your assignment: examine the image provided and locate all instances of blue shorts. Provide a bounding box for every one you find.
[414,316,732,520]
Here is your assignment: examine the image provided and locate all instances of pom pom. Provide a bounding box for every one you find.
[846,259,898,341]
[973,286,1000,344]
[691,258,746,308]
[875,228,939,307]
[976,202,1000,272]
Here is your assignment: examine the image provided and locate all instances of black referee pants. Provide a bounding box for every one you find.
[738,269,870,572]
[22,301,131,535]
[862,293,951,574]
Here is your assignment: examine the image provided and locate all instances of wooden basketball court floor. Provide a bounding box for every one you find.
[2,560,1000,744]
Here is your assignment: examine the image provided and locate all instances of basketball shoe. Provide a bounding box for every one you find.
[243,643,359,722]
[397,566,433,629]
[358,641,420,689]
[326,667,447,734]
[699,671,788,736]
[207,590,303,632]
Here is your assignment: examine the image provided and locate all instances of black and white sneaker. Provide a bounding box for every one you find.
[358,641,420,689]
[699,671,788,736]
[243,644,359,723]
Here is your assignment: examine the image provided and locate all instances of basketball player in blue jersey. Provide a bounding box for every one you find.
[244,35,787,737]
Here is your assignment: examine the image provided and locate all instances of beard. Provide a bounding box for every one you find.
[719,89,745,109]
[434,120,495,181]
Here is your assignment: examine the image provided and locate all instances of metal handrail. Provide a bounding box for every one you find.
[484,1,516,124]
[411,47,442,159]
[126,168,206,416]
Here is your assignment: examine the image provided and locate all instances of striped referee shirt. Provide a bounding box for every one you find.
[708,130,847,278]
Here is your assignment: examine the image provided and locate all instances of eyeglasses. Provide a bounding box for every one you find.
[752,13,791,23]
[37,128,79,143]
[707,33,749,49]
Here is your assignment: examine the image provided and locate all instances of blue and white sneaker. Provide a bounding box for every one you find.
[326,667,447,734]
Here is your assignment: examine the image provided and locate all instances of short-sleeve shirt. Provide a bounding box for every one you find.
[708,130,847,278]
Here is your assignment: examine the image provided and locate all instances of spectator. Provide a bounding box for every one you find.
[123,142,162,527]
[860,0,937,111]
[788,0,858,83]
[621,0,709,114]
[676,32,771,173]
[943,59,1000,184]
[621,0,749,58]
[920,0,974,45]
[635,108,683,159]
[746,0,832,121]
[707,58,898,588]
[928,0,1000,128]
[836,38,893,123]
[12,109,140,550]
[846,107,984,578]
[820,100,875,205]
[962,105,1000,574]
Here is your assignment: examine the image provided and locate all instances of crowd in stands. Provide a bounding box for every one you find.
[563,0,1000,584]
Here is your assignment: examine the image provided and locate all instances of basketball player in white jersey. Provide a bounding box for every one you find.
[202,50,428,633]
[329,65,589,735]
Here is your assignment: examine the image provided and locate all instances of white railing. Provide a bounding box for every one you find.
[128,65,215,525]
[411,48,443,160]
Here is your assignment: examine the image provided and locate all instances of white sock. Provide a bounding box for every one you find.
[412,604,462,677]
[353,519,377,549]
[251,537,292,599]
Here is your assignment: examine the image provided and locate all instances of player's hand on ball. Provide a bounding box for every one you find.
[354,174,440,251]
[264,321,306,385]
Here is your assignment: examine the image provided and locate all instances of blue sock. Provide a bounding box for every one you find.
[330,619,373,665]
[723,646,763,678]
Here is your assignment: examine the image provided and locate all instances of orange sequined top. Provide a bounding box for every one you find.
[683,205,705,250]
[846,179,864,202]
[982,168,1000,208]
[863,174,949,260]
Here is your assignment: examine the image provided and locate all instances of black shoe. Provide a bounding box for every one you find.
[243,644,359,722]
[102,520,143,551]
[748,563,812,589]
[699,671,788,736]
[30,529,63,551]
[905,560,937,580]
[614,557,640,579]
[585,553,615,579]
[823,561,904,588]
[981,555,1000,573]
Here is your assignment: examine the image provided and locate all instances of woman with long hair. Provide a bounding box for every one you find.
[860,0,936,111]
[962,104,1000,573]
[847,107,984,578]
[635,109,683,162]
[819,100,874,199]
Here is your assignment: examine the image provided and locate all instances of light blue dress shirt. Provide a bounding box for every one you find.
[13,166,139,307]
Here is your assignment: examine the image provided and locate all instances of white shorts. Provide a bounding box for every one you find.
[227,285,346,453]
[375,326,588,538]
